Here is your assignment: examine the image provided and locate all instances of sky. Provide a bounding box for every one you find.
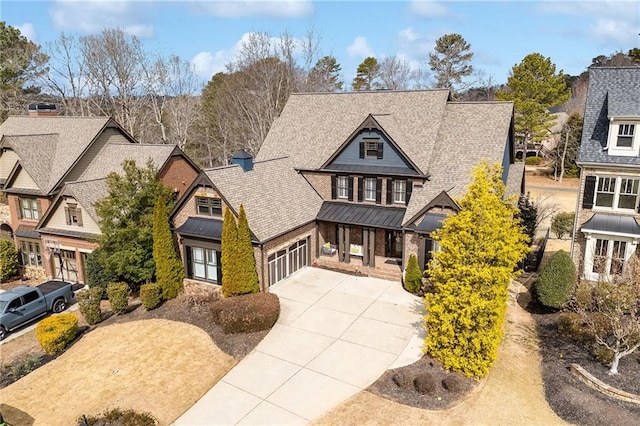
[1,0,639,88]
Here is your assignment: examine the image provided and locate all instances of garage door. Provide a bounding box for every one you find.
[268,238,309,286]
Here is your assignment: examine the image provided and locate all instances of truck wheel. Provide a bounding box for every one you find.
[52,299,67,313]
[0,326,6,341]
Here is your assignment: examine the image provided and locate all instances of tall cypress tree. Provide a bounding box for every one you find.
[221,207,238,297]
[235,204,260,294]
[152,195,184,300]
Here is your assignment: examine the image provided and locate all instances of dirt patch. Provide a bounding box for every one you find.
[526,173,580,189]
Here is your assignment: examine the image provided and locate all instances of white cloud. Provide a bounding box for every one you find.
[191,51,227,79]
[409,0,452,18]
[398,27,420,43]
[590,18,637,45]
[193,0,314,18]
[17,23,37,42]
[347,36,374,58]
[49,0,154,37]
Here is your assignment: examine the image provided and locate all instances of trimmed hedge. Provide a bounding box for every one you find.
[140,283,162,310]
[211,292,279,334]
[525,156,542,165]
[107,282,129,315]
[404,253,423,294]
[535,250,576,309]
[35,313,78,355]
[77,287,103,325]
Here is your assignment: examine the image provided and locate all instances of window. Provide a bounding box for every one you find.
[337,176,349,199]
[19,240,42,268]
[20,198,40,220]
[594,176,640,210]
[196,197,222,216]
[591,238,628,277]
[365,140,379,158]
[617,124,635,148]
[64,204,83,226]
[393,180,406,204]
[189,246,219,283]
[364,178,376,201]
[23,291,40,304]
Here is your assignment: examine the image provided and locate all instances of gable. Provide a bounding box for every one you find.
[0,148,19,182]
[38,195,101,235]
[6,164,40,191]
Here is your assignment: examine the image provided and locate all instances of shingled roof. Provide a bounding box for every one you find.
[59,178,108,226]
[577,66,640,166]
[0,116,117,193]
[205,157,323,242]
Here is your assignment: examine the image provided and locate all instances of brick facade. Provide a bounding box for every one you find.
[158,155,200,200]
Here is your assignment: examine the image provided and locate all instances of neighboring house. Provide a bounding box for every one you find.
[0,106,200,282]
[172,90,523,289]
[571,67,640,281]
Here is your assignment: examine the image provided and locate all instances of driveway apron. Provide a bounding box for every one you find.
[174,268,425,425]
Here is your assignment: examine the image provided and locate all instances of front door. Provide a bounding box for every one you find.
[385,230,403,258]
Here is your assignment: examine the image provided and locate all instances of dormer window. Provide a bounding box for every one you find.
[617,124,635,148]
[359,138,383,159]
[196,197,222,216]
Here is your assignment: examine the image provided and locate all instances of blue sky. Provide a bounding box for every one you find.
[2,0,639,87]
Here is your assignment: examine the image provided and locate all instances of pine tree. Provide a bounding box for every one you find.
[428,33,474,94]
[424,162,530,378]
[153,195,184,300]
[221,206,238,297]
[352,57,381,91]
[308,55,343,92]
[404,253,423,294]
[234,204,260,295]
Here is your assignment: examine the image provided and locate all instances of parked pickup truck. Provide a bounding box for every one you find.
[0,281,75,340]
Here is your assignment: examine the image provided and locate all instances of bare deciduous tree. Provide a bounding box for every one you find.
[379,55,412,90]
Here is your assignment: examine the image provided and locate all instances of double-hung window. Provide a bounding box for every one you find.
[364,139,379,159]
[616,124,635,148]
[20,198,40,220]
[337,176,349,199]
[393,180,406,204]
[364,178,376,201]
[190,247,219,282]
[196,197,222,216]
[19,240,42,268]
[594,176,640,210]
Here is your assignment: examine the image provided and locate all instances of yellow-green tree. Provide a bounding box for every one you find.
[424,162,530,378]
[152,195,184,300]
[221,207,238,297]
[235,205,260,294]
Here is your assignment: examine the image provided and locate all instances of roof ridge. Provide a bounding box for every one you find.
[205,164,241,172]
[65,177,108,185]
[253,156,289,165]
[589,66,640,70]
[3,133,60,137]
[290,89,451,96]
[6,115,110,119]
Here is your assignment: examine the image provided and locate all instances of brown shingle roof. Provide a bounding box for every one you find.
[0,116,113,193]
[205,157,323,242]
[60,178,108,225]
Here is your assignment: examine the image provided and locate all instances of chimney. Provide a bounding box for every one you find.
[28,103,57,117]
[231,150,254,172]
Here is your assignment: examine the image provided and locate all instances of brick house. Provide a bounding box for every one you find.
[0,107,199,282]
[172,90,523,289]
[571,67,640,281]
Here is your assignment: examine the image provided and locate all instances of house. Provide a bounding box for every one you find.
[0,106,200,282]
[171,90,523,289]
[571,67,640,281]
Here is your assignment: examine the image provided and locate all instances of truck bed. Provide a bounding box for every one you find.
[37,280,71,296]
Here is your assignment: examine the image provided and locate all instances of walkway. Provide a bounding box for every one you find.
[174,268,425,425]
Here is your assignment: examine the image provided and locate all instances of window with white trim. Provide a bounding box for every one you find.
[20,198,40,220]
[592,238,628,277]
[616,124,635,148]
[364,139,379,159]
[393,180,406,204]
[594,176,640,210]
[364,178,376,201]
[19,240,42,268]
[337,176,349,199]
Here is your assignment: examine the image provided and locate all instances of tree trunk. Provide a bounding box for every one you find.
[608,352,621,375]
[559,129,569,183]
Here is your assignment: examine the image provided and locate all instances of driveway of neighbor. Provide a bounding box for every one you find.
[174,268,425,425]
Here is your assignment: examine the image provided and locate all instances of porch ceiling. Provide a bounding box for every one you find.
[317,201,405,230]
[581,213,640,237]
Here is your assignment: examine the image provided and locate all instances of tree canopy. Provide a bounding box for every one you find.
[496,53,570,145]
[308,55,343,92]
[93,159,172,288]
[352,57,381,91]
[424,161,530,378]
[428,33,474,93]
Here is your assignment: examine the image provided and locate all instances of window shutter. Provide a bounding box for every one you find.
[331,175,337,199]
[582,176,596,209]
[15,197,22,219]
[377,142,384,159]
[359,142,365,159]
[36,199,42,217]
[185,246,193,278]
[386,179,393,204]
[375,178,382,204]
[77,209,83,227]
[357,177,363,202]
[216,251,223,283]
[406,179,413,205]
[348,177,354,201]
[64,207,71,225]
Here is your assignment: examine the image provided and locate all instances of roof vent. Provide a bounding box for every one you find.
[28,103,57,117]
[231,150,254,172]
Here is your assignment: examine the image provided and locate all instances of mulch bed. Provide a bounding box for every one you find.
[529,300,640,425]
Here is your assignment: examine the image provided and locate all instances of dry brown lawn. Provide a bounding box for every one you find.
[0,319,236,426]
[314,284,567,426]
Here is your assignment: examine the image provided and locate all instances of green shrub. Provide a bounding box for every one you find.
[594,345,615,365]
[211,292,279,334]
[107,282,129,314]
[85,248,115,298]
[77,287,103,325]
[404,254,423,293]
[525,156,542,165]
[35,313,78,355]
[551,212,575,239]
[0,239,19,282]
[140,283,162,310]
[535,250,576,309]
[78,408,156,426]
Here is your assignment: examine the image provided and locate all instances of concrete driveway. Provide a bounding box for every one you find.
[174,268,425,425]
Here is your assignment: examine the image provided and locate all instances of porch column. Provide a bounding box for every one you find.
[417,236,426,271]
[363,227,369,266]
[368,228,375,267]
[344,225,350,263]
[338,225,344,262]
